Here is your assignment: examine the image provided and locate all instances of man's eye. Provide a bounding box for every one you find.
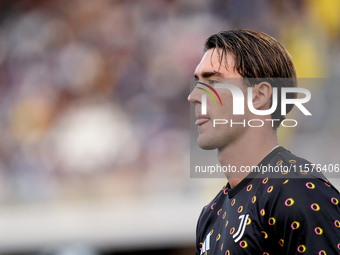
[207,80,218,85]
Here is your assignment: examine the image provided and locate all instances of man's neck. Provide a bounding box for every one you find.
[217,127,278,188]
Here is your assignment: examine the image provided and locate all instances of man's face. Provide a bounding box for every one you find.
[188,49,251,150]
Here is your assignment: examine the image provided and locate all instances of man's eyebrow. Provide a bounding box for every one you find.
[194,71,223,80]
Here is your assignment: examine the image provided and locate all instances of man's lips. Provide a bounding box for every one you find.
[195,117,210,126]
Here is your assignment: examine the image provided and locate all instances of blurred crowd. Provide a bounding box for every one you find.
[0,0,197,204]
[0,0,340,209]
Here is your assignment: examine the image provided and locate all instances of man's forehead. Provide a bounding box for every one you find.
[194,49,234,78]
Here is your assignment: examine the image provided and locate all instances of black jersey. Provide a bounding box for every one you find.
[196,147,340,255]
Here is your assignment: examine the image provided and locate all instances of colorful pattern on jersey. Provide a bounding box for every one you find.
[196,147,340,255]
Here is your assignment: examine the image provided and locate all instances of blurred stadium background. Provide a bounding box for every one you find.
[0,0,340,254]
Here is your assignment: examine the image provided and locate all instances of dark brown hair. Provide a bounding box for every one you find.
[204,29,297,128]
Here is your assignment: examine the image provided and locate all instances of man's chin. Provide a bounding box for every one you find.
[197,137,219,150]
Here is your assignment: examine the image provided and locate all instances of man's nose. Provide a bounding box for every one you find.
[188,86,202,105]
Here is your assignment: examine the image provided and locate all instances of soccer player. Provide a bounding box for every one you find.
[188,29,340,254]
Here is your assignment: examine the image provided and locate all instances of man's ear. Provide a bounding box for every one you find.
[251,82,272,110]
